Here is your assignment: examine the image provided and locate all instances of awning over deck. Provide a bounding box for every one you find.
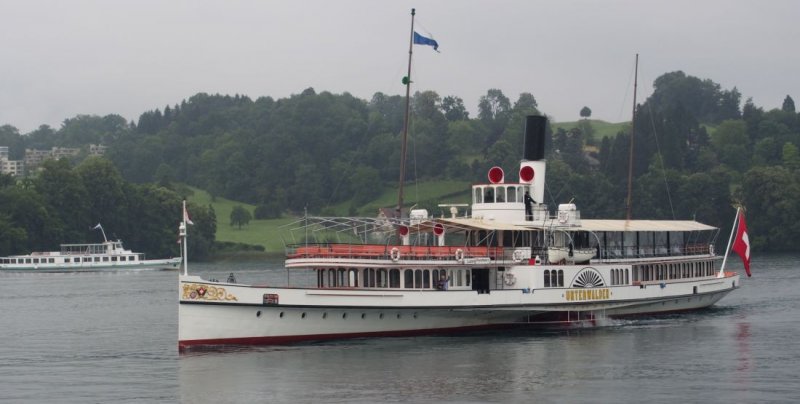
[419,218,717,233]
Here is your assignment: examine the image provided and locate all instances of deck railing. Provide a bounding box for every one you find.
[286,243,504,261]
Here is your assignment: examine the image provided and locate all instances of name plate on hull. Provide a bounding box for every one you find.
[565,288,610,301]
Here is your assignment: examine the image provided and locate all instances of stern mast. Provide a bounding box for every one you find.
[397,8,416,219]
[625,53,639,221]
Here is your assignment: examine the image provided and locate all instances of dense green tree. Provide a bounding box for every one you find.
[34,159,90,243]
[740,166,800,251]
[478,89,511,146]
[441,96,469,121]
[782,95,796,113]
[580,106,592,118]
[230,205,252,229]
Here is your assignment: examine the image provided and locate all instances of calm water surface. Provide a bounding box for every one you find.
[0,254,797,403]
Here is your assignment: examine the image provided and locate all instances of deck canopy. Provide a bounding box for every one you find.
[417,218,717,233]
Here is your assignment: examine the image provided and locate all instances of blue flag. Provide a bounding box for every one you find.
[413,31,439,52]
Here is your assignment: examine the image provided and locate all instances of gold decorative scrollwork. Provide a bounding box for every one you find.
[182,283,238,301]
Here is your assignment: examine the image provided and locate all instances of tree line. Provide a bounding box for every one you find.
[0,157,216,259]
[1,70,799,253]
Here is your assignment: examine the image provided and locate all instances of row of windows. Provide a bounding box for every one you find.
[610,268,629,285]
[316,268,472,289]
[473,185,533,204]
[2,255,140,264]
[633,260,715,282]
[543,270,564,287]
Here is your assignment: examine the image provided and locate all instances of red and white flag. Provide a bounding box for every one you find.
[183,203,194,226]
[731,210,751,277]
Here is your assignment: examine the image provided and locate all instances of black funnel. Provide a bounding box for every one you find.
[523,115,547,161]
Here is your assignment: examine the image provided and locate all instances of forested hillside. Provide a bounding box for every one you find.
[1,70,799,254]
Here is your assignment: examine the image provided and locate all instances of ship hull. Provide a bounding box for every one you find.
[178,272,739,350]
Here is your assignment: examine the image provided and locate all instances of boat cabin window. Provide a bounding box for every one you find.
[389,269,400,288]
[543,270,564,287]
[484,187,494,203]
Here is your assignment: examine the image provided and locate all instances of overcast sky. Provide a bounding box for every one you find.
[2,0,798,133]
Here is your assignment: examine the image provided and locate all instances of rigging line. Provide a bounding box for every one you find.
[618,61,637,122]
[646,99,676,219]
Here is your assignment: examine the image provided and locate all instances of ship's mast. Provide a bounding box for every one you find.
[397,8,415,219]
[625,54,639,221]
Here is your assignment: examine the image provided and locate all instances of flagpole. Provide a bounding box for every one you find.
[181,200,189,276]
[397,8,415,220]
[718,206,740,278]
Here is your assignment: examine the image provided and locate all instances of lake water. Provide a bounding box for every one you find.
[0,254,797,403]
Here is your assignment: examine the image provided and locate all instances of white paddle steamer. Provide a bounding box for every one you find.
[178,115,743,350]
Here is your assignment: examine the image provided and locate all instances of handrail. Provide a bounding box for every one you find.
[287,243,504,261]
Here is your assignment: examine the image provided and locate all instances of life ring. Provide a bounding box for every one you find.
[504,273,517,286]
[390,247,401,262]
[512,250,524,263]
[454,249,464,262]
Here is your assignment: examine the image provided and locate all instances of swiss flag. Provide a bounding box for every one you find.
[731,210,751,277]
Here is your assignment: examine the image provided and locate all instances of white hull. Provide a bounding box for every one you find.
[178,268,739,349]
[1,257,182,272]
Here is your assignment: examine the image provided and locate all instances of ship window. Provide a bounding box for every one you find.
[422,269,430,288]
[496,187,506,202]
[414,269,423,288]
[403,269,414,288]
[317,270,324,287]
[508,186,517,203]
[456,270,463,287]
[378,269,388,288]
[64,258,70,263]
[111,257,117,262]
[349,268,358,287]
[49,258,54,263]
[365,268,375,287]
[465,269,471,286]
[624,269,629,284]
[33,258,39,264]
[544,270,550,287]
[103,257,109,262]
[389,269,400,288]
[328,269,336,287]
[474,188,482,204]
[557,270,564,287]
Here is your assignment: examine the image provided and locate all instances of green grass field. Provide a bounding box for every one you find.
[553,119,629,140]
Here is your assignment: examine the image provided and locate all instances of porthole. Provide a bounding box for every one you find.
[323,313,327,319]
[379,313,384,319]
[413,312,418,319]
[397,313,401,319]
[301,312,306,319]
[361,313,366,319]
[342,313,348,319]
[279,312,284,318]
[256,311,261,318]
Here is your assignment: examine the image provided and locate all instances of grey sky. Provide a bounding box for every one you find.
[2,0,798,133]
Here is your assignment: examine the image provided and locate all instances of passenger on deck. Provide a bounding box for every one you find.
[524,191,534,221]
[437,273,450,290]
